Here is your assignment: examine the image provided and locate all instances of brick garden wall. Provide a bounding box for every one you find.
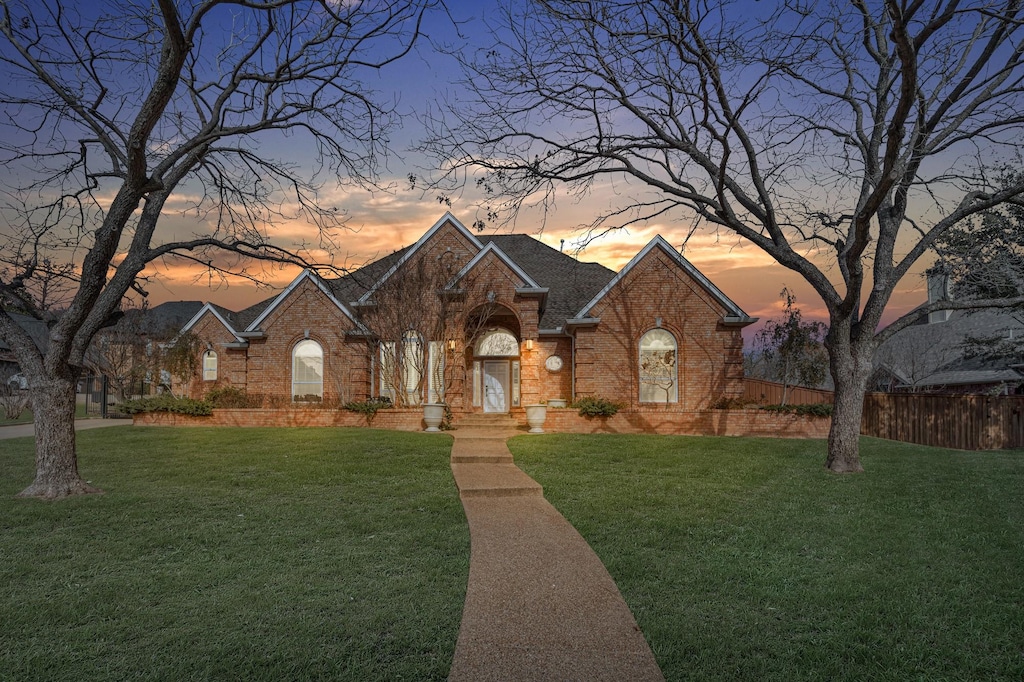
[135,407,830,439]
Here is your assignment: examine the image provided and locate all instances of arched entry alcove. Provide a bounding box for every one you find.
[465,304,522,413]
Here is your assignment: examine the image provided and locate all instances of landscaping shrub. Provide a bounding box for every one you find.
[342,396,393,424]
[571,396,623,417]
[119,395,213,416]
[760,402,833,417]
[205,385,261,408]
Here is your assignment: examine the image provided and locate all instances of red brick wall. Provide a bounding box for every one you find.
[243,278,368,404]
[134,407,828,438]
[575,247,745,410]
[181,312,246,399]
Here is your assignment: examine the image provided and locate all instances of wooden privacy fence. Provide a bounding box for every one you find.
[742,378,834,405]
[861,392,1024,450]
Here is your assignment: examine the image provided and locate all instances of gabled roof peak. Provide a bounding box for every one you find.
[575,234,752,322]
[446,241,541,289]
[244,269,361,332]
[356,213,483,304]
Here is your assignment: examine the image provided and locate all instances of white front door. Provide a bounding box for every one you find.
[483,361,509,413]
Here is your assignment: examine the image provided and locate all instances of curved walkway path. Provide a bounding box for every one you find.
[447,427,664,681]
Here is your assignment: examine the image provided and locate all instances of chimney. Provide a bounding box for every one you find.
[926,266,951,323]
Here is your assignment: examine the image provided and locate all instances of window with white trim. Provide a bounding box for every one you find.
[379,331,424,405]
[202,350,218,381]
[292,339,324,402]
[639,329,678,403]
[427,341,445,404]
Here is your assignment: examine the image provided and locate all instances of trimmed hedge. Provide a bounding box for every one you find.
[119,395,213,416]
[759,402,833,417]
[571,397,624,418]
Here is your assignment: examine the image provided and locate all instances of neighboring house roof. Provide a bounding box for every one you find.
[0,313,51,355]
[107,300,205,337]
[874,307,1024,389]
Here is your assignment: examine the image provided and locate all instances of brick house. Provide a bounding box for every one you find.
[177,213,755,416]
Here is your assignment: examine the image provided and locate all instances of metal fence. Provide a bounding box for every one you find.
[80,375,148,418]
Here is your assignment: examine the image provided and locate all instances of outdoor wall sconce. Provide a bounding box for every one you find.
[525,339,534,351]
[447,339,457,351]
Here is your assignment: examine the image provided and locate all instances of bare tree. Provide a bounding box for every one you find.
[936,175,1024,301]
[0,0,439,498]
[359,251,498,407]
[423,0,1024,472]
[753,290,828,406]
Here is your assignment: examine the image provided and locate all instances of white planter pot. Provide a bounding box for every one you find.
[524,404,547,434]
[423,403,445,432]
[547,399,567,408]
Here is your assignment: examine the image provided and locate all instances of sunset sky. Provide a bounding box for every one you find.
[133,0,935,341]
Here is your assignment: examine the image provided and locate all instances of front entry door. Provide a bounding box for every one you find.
[483,361,509,413]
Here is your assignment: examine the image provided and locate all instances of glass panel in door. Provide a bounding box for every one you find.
[483,361,509,413]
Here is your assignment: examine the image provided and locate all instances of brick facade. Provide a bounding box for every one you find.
[179,214,755,421]
[575,245,746,410]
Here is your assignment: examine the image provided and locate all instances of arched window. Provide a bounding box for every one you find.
[474,328,519,357]
[202,350,218,381]
[639,329,677,403]
[292,339,324,402]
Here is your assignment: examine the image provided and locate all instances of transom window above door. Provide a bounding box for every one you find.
[474,329,519,357]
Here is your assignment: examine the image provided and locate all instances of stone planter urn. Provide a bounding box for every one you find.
[524,404,547,434]
[423,403,445,432]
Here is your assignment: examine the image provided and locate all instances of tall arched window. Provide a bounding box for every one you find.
[292,339,324,402]
[202,350,218,381]
[639,329,678,403]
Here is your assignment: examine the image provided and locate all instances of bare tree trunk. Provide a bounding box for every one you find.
[825,324,871,474]
[16,375,101,500]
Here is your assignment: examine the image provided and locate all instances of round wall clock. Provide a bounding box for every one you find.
[545,355,564,372]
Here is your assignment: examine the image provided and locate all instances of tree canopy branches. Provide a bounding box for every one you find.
[422,0,1024,471]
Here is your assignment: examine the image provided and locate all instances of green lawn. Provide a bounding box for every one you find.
[510,434,1024,681]
[0,427,468,681]
[0,403,91,425]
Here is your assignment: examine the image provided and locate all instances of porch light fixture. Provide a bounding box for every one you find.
[447,339,457,351]
[525,339,534,351]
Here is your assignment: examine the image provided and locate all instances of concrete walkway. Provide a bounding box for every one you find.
[0,418,133,440]
[448,427,664,681]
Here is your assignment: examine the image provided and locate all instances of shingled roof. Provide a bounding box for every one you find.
[481,234,616,330]
[874,307,1024,389]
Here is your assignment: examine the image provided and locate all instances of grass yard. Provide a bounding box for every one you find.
[0,427,468,681]
[510,434,1024,682]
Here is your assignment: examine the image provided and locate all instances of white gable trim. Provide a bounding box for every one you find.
[574,235,750,320]
[244,269,361,332]
[446,241,541,289]
[180,303,242,341]
[357,212,484,304]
